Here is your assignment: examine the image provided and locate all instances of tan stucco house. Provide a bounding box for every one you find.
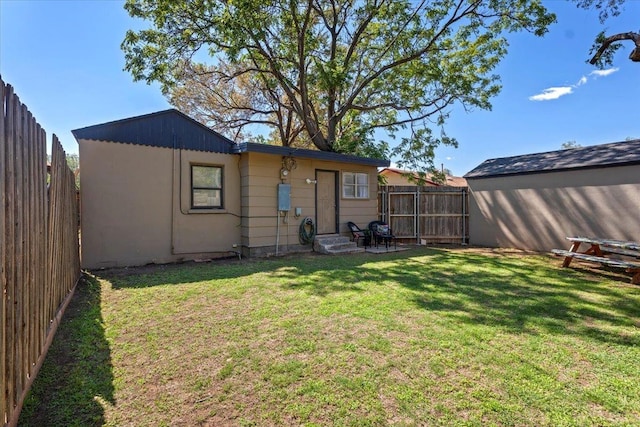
[464,139,640,252]
[73,109,389,269]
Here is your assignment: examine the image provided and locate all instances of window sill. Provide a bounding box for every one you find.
[188,208,227,214]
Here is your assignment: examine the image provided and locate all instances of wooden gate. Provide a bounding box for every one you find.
[378,185,469,244]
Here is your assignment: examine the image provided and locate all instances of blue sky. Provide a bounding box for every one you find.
[1,0,638,176]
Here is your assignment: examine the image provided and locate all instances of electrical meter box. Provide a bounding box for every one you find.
[277,183,291,211]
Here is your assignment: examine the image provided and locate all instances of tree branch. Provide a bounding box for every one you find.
[589,31,640,64]
[339,0,479,122]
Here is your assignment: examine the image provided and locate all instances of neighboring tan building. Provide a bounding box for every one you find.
[73,109,389,269]
[464,139,640,252]
[379,167,467,187]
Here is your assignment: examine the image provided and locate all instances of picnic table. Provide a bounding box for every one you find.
[551,237,640,284]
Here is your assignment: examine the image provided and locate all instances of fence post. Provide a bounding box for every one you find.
[415,186,420,244]
[462,188,467,245]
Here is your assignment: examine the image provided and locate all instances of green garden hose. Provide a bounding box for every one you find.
[299,217,316,245]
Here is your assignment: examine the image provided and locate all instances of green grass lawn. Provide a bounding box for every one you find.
[20,247,640,426]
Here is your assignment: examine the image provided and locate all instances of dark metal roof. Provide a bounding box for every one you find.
[72,109,236,154]
[233,142,390,167]
[464,139,640,179]
[73,109,390,167]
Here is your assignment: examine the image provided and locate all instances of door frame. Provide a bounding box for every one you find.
[315,169,339,234]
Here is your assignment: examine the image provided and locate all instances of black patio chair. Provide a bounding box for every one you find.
[347,221,371,247]
[368,220,396,250]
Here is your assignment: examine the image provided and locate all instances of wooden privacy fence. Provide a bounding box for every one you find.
[1,77,81,426]
[378,185,469,244]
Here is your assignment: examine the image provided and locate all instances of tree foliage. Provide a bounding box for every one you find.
[575,0,625,21]
[46,153,80,188]
[574,0,639,67]
[122,0,554,170]
[561,140,582,149]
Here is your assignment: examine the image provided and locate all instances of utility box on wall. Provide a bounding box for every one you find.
[277,183,291,211]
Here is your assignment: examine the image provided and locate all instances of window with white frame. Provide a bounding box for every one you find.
[191,165,223,209]
[342,172,369,199]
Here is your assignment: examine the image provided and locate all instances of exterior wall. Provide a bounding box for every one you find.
[79,140,241,268]
[241,152,379,256]
[468,165,640,252]
[80,139,381,265]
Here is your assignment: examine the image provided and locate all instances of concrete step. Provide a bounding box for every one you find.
[324,242,362,251]
[314,235,348,245]
[324,246,366,255]
[314,235,364,254]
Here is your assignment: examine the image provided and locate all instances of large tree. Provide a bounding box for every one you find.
[168,60,317,148]
[575,0,639,67]
[122,0,554,169]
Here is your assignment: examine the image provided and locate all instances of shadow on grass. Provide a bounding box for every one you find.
[95,251,388,291]
[19,274,114,427]
[387,250,640,346]
[94,247,640,347]
[272,248,640,347]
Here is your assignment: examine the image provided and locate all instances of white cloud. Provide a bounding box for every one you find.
[528,86,573,101]
[529,68,619,101]
[590,68,619,77]
[529,67,618,102]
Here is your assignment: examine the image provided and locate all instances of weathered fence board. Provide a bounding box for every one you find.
[1,77,80,427]
[379,185,469,244]
[0,73,6,427]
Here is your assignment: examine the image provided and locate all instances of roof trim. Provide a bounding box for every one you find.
[233,142,390,167]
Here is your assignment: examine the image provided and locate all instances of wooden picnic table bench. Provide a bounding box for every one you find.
[552,237,640,285]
